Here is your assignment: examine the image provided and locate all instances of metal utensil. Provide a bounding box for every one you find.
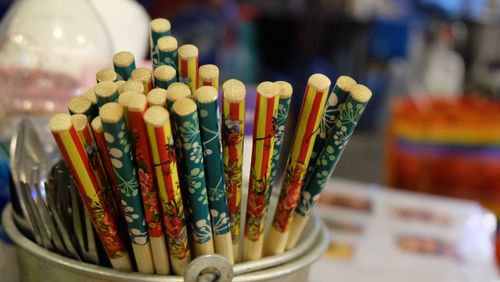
[53,159,99,264]
[10,119,45,246]
[47,161,82,260]
[28,165,65,253]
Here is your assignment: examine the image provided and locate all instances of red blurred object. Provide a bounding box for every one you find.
[386,95,500,265]
[386,96,500,208]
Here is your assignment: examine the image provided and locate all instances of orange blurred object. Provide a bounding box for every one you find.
[387,96,500,207]
[386,95,500,265]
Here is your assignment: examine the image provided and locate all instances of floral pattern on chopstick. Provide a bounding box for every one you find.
[129,119,164,238]
[222,119,244,242]
[84,195,126,258]
[103,121,149,245]
[297,100,366,217]
[177,114,213,245]
[245,168,270,241]
[162,199,190,260]
[272,163,306,232]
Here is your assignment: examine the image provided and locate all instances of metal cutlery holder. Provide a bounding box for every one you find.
[3,204,328,281]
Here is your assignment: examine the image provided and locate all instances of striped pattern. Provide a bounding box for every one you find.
[268,89,292,202]
[305,76,355,182]
[199,65,219,90]
[90,118,121,207]
[127,105,164,239]
[50,115,130,268]
[222,97,245,247]
[252,96,279,181]
[288,84,371,249]
[178,56,198,93]
[270,79,329,232]
[244,86,279,243]
[200,77,218,88]
[72,116,118,218]
[145,108,191,274]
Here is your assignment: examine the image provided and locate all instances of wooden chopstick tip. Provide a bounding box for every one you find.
[49,113,72,132]
[131,67,152,82]
[222,79,246,102]
[308,73,331,92]
[91,116,103,132]
[122,79,144,94]
[146,88,167,106]
[199,64,219,80]
[68,96,91,114]
[144,105,170,127]
[194,86,218,103]
[349,84,372,103]
[335,75,357,92]
[113,51,135,67]
[70,114,88,131]
[257,81,280,98]
[151,18,171,33]
[99,102,124,123]
[157,36,178,52]
[274,81,293,98]
[172,98,197,116]
[154,65,176,81]
[178,44,198,59]
[83,87,97,105]
[95,81,118,98]
[96,68,118,82]
[166,82,191,102]
[119,91,141,109]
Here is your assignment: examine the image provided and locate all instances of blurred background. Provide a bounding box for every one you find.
[0,0,499,281]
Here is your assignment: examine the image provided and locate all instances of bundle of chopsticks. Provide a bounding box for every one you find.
[49,18,373,275]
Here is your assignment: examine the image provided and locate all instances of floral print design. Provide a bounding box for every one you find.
[176,111,213,244]
[162,198,190,260]
[84,192,127,258]
[159,51,177,70]
[307,87,350,179]
[272,163,306,232]
[131,123,164,238]
[222,119,244,242]
[245,168,270,241]
[103,119,149,245]
[296,100,367,217]
[268,97,291,198]
[198,102,231,236]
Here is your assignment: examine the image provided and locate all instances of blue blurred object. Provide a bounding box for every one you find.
[0,0,13,19]
[0,143,9,214]
[0,142,10,243]
[169,7,222,65]
[369,18,411,61]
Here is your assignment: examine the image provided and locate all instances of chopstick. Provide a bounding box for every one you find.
[46,17,374,275]
[264,74,331,256]
[127,95,171,274]
[287,84,372,249]
[144,105,191,275]
[172,98,215,256]
[221,79,246,262]
[194,86,233,263]
[242,82,280,261]
[99,103,155,274]
[49,113,133,271]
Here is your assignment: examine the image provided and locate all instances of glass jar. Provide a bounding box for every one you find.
[0,0,113,150]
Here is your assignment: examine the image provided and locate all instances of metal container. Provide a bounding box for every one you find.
[2,204,329,282]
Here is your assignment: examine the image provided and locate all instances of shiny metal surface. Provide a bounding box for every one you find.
[3,204,328,281]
